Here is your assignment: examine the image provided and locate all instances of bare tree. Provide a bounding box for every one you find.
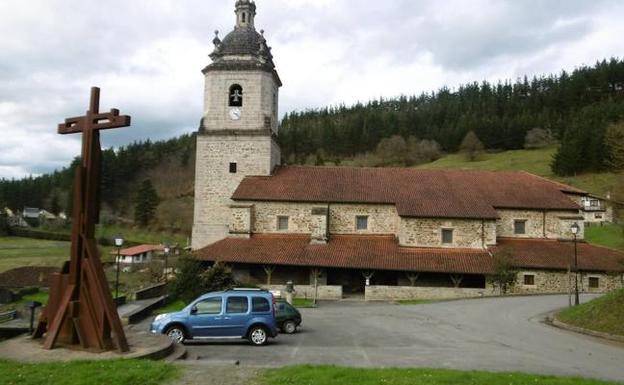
[263,265,276,285]
[405,272,419,287]
[376,135,407,166]
[524,128,555,149]
[450,274,464,288]
[605,122,624,170]
[459,131,485,161]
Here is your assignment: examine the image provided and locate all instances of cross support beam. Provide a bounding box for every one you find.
[35,87,131,353]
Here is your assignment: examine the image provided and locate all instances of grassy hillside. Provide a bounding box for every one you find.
[418,147,621,197]
[585,224,624,251]
[558,288,624,337]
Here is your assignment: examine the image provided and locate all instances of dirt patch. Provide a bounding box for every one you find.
[172,363,264,385]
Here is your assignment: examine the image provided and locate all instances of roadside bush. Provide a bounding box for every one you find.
[168,258,238,303]
[489,248,517,295]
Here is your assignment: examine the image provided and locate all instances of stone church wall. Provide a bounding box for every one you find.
[398,218,496,248]
[496,209,584,240]
[192,134,279,249]
[509,270,623,294]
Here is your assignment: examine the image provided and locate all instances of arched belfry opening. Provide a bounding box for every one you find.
[229,84,243,107]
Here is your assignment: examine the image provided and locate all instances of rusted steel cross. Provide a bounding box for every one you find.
[35,87,130,352]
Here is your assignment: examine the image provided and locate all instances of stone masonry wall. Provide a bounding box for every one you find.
[229,205,252,236]
[240,202,398,235]
[365,285,498,301]
[203,70,278,133]
[497,209,584,240]
[510,270,623,294]
[192,134,279,249]
[260,285,343,300]
[398,218,496,248]
[329,204,398,235]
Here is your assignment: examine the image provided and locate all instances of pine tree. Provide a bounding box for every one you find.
[134,179,159,226]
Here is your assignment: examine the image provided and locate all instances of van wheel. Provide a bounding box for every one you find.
[165,325,186,344]
[282,320,297,334]
[248,326,268,346]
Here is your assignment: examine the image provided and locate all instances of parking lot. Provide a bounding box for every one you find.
[144,295,624,381]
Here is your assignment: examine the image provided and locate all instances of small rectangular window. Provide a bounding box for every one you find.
[441,229,453,244]
[356,216,368,230]
[277,216,289,231]
[229,162,237,173]
[524,274,535,286]
[226,296,249,314]
[589,277,599,289]
[514,220,526,235]
[251,297,270,313]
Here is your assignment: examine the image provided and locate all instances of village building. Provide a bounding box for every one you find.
[115,244,164,265]
[192,0,624,300]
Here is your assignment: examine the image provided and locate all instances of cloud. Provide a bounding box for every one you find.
[1,0,623,178]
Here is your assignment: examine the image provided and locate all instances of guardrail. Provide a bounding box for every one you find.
[0,310,18,323]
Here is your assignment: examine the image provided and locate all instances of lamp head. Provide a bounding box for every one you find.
[570,223,580,235]
[114,234,124,247]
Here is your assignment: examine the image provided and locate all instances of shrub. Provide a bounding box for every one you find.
[168,258,238,303]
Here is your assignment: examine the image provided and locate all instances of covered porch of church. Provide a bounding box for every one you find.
[227,263,490,300]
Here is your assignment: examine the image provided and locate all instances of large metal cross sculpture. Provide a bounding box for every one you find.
[34,87,130,352]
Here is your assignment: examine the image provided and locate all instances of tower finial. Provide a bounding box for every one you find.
[235,0,256,28]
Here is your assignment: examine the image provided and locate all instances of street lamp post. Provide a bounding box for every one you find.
[114,234,124,300]
[163,244,170,283]
[570,223,580,306]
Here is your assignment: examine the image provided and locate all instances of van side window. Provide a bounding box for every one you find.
[226,296,249,314]
[252,297,270,312]
[196,297,222,314]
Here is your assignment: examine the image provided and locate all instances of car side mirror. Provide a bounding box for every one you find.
[190,306,198,315]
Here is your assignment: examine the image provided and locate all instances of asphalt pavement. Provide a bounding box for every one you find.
[143,295,624,381]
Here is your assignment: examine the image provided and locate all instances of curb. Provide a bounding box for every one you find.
[548,313,624,343]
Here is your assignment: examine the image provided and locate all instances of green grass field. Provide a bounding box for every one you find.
[0,237,70,273]
[418,147,622,197]
[585,224,624,250]
[261,366,621,385]
[0,359,177,385]
[558,288,624,337]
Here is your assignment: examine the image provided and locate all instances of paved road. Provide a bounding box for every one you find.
[147,295,624,381]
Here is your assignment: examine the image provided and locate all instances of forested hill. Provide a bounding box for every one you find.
[2,58,624,230]
[279,58,624,175]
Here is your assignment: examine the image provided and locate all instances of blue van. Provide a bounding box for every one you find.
[150,289,278,346]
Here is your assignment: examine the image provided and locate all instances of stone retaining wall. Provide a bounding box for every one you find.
[260,284,342,300]
[365,285,498,301]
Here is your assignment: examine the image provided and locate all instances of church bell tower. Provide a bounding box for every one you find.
[192,0,282,249]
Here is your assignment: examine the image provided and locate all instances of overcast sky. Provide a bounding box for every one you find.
[1,0,623,179]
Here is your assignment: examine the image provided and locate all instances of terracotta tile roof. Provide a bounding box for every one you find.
[117,244,163,257]
[194,235,624,274]
[496,238,624,272]
[232,167,583,219]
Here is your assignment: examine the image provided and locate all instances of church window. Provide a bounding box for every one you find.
[589,277,600,289]
[356,216,368,231]
[242,13,246,23]
[277,216,289,231]
[523,274,535,286]
[229,162,237,173]
[229,84,243,107]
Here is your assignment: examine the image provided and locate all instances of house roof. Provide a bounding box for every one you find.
[194,235,624,274]
[232,167,584,220]
[117,244,163,257]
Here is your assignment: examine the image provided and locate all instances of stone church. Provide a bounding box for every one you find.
[192,0,624,300]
